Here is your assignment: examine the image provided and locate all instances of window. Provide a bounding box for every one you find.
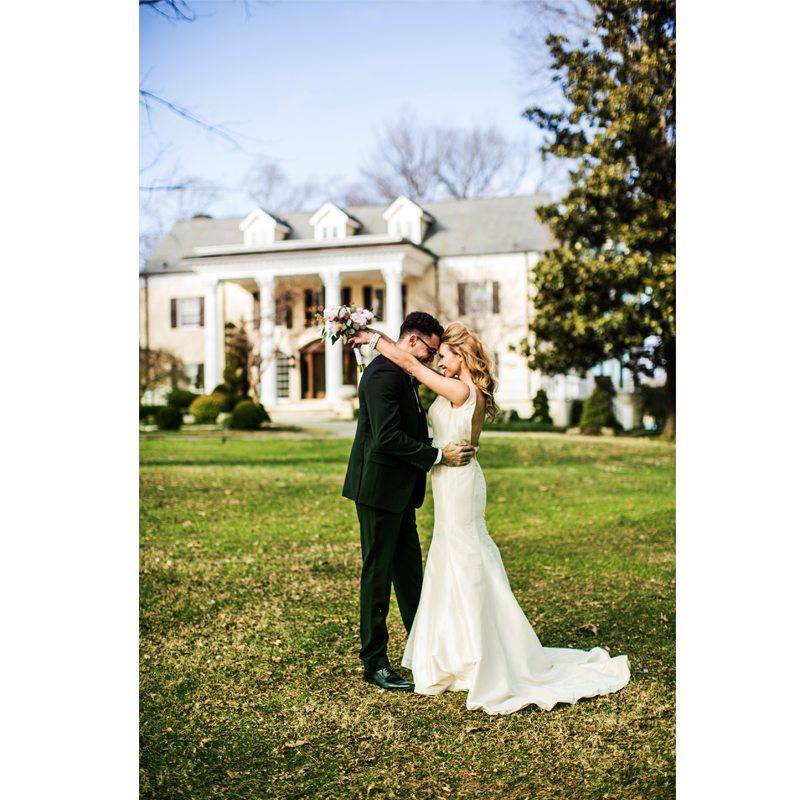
[185,363,204,390]
[364,286,384,320]
[456,281,500,316]
[170,297,204,328]
[304,288,324,327]
[276,291,294,328]
[341,286,352,308]
[276,354,290,399]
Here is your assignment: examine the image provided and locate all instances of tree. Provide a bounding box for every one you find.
[139,347,188,400]
[359,116,534,202]
[532,389,553,424]
[360,116,441,202]
[521,0,676,438]
[220,321,253,398]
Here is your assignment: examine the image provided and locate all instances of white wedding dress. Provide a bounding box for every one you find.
[402,384,631,714]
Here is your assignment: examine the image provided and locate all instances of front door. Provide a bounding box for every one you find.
[300,340,326,399]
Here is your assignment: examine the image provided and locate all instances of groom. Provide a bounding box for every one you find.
[342,311,476,691]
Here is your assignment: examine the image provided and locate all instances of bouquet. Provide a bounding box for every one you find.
[316,305,374,368]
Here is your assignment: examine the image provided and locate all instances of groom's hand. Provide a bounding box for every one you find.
[441,441,476,467]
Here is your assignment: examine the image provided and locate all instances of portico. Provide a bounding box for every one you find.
[187,241,434,413]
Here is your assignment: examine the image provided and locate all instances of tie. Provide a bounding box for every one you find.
[409,375,422,413]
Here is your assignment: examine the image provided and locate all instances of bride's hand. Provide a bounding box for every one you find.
[349,329,373,347]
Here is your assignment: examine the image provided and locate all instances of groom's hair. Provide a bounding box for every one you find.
[399,311,444,341]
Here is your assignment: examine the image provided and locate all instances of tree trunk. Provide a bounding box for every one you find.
[661,338,676,441]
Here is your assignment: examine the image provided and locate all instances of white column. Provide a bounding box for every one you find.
[256,274,278,407]
[322,270,342,404]
[202,277,222,394]
[382,264,404,339]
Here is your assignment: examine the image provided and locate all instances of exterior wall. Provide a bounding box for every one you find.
[140,272,254,389]
[436,252,536,415]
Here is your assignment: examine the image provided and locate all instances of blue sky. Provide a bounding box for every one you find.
[140,0,549,220]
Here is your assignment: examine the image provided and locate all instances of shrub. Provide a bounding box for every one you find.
[211,392,240,413]
[580,382,619,435]
[189,395,223,424]
[229,400,269,430]
[532,389,553,425]
[155,406,182,430]
[166,388,199,410]
[139,404,163,422]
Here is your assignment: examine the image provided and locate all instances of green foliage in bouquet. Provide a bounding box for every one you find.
[189,395,223,424]
[229,400,270,430]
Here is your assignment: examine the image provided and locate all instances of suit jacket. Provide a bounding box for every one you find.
[342,354,438,513]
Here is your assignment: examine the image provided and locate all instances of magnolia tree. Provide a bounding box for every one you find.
[521,0,676,438]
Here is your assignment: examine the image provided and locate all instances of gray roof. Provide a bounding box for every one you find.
[143,194,555,275]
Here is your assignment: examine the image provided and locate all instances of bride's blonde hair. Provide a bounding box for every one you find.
[442,322,499,421]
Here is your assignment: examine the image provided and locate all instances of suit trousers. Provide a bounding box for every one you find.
[356,501,423,672]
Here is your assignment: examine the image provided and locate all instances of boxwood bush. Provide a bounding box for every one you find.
[155,406,182,430]
[189,395,223,424]
[229,400,269,430]
[210,392,240,413]
[166,388,199,410]
[139,404,163,422]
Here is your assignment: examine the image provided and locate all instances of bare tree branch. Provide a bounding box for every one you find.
[139,89,242,149]
[360,115,440,202]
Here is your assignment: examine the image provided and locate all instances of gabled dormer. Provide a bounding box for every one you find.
[309,202,361,241]
[382,196,432,245]
[239,208,291,247]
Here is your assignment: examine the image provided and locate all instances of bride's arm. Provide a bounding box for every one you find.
[358,329,470,407]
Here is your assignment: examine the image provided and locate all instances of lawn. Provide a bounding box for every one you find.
[140,432,675,800]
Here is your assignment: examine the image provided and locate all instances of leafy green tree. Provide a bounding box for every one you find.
[532,389,553,425]
[522,0,675,438]
[220,320,252,398]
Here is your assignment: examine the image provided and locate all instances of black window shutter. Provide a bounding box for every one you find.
[363,285,373,311]
[197,363,205,390]
[375,288,384,321]
[401,283,407,317]
[492,281,500,314]
[170,298,178,328]
[286,298,293,329]
[457,283,467,316]
[198,297,205,328]
[253,291,261,330]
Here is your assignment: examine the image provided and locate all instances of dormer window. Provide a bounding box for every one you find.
[239,208,291,247]
[382,196,432,245]
[309,202,361,242]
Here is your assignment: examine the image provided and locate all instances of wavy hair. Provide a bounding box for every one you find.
[442,322,499,421]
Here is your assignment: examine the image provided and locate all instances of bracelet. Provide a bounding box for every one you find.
[367,332,381,355]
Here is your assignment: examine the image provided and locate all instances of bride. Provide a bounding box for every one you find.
[350,322,630,715]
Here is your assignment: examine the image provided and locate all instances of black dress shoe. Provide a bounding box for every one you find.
[364,665,414,691]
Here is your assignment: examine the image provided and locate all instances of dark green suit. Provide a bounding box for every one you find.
[342,355,438,672]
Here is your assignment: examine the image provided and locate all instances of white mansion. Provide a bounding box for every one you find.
[140,194,641,428]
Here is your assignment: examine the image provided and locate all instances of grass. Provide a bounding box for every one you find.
[140,432,675,799]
